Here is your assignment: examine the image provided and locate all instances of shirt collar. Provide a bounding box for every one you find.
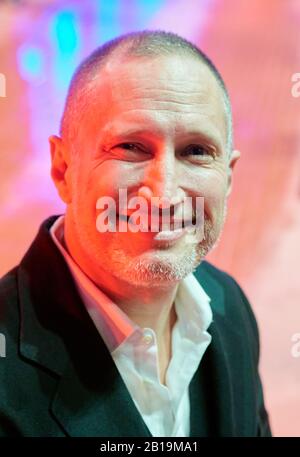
[50,215,212,352]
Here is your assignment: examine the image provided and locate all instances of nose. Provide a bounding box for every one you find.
[139,151,185,210]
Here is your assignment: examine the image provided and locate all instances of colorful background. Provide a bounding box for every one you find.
[0,0,300,436]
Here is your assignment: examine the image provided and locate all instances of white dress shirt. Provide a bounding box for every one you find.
[50,215,212,437]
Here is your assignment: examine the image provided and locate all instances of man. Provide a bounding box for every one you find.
[0,30,272,437]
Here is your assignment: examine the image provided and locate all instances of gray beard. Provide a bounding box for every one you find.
[109,208,227,288]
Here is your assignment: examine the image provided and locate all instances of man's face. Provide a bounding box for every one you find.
[65,54,233,286]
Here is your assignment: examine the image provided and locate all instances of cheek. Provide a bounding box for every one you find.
[191,169,228,219]
[75,162,143,230]
[88,161,151,200]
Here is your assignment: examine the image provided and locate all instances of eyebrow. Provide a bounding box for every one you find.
[101,123,224,152]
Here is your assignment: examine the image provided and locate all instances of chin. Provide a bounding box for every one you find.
[108,247,200,288]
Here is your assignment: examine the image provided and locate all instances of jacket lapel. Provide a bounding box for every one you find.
[189,322,237,436]
[49,328,152,437]
[191,264,237,436]
[18,215,151,437]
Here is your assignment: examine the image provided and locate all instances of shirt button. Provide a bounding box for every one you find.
[142,333,153,345]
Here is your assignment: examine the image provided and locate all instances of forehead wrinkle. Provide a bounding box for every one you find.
[111,91,216,107]
[107,83,224,117]
[112,87,210,99]
[107,101,227,145]
[110,76,216,96]
[111,100,216,111]
[106,79,227,135]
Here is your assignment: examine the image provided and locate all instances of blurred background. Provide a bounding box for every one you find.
[0,0,299,436]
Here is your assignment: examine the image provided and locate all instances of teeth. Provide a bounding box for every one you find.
[153,228,184,241]
[118,214,196,231]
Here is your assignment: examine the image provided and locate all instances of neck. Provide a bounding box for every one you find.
[112,285,178,386]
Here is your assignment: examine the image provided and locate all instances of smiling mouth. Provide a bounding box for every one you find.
[117,213,196,231]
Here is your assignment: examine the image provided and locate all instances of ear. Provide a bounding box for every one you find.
[49,135,72,204]
[226,149,241,197]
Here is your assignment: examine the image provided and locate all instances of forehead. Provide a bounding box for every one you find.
[86,55,227,144]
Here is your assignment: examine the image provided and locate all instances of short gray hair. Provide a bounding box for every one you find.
[60,30,233,154]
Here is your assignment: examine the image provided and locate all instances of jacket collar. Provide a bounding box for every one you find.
[17,215,237,436]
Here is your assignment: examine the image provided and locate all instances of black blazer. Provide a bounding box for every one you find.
[0,216,272,437]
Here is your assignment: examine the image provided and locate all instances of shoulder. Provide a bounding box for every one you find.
[198,259,248,293]
[0,268,20,369]
[198,260,258,320]
[196,260,260,356]
[0,267,18,325]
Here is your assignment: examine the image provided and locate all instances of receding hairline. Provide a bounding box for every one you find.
[60,30,233,153]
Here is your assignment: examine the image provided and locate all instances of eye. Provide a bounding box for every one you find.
[116,143,140,151]
[183,144,214,158]
[112,142,150,161]
[182,144,216,164]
